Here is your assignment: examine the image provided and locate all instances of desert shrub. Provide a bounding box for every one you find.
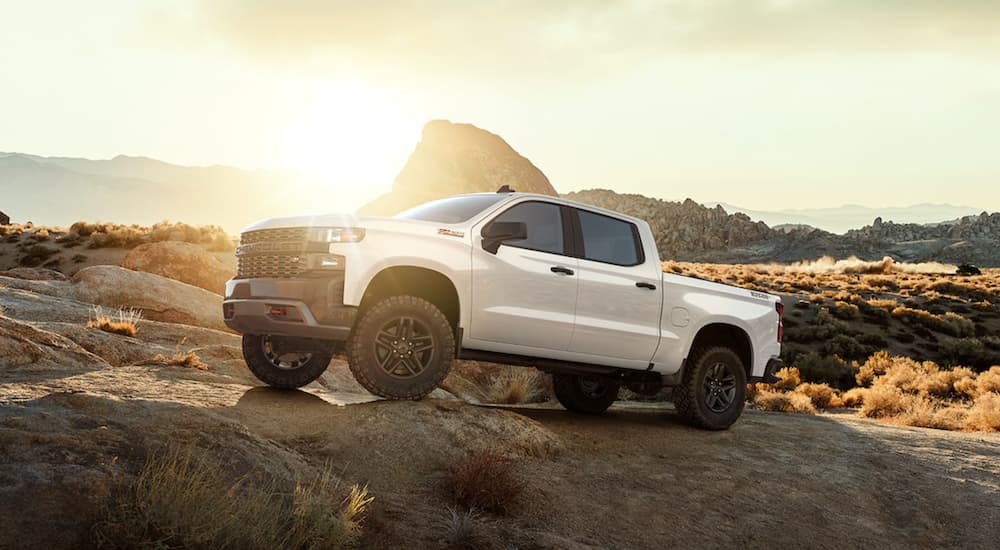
[972,366,1000,396]
[445,452,524,515]
[867,298,899,311]
[753,390,816,414]
[792,383,842,409]
[794,352,856,390]
[928,280,991,302]
[857,333,888,348]
[823,334,875,362]
[963,393,1000,432]
[891,307,974,337]
[87,306,142,337]
[863,276,899,291]
[18,244,59,267]
[94,447,371,549]
[772,367,800,390]
[911,366,976,398]
[855,351,897,387]
[830,301,861,320]
[938,337,999,371]
[841,387,867,407]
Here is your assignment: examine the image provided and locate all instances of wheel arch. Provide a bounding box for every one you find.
[686,322,753,378]
[358,265,461,332]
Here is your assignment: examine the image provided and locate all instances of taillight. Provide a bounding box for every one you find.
[775,301,784,342]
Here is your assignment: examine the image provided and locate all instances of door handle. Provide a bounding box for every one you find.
[635,282,657,290]
[550,266,575,276]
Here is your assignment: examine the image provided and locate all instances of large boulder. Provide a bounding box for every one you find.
[360,120,558,215]
[121,241,232,294]
[70,266,226,331]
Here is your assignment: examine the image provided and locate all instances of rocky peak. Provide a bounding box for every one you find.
[359,120,557,215]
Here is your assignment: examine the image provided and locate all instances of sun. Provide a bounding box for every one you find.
[281,79,419,187]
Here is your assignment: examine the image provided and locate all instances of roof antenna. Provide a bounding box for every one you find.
[496,185,515,193]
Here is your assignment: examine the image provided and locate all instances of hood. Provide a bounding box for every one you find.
[240,212,439,234]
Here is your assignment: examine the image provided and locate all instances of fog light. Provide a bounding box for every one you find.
[268,306,287,316]
[305,254,346,271]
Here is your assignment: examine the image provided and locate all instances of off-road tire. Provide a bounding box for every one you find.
[242,334,335,389]
[553,373,621,414]
[346,295,455,400]
[673,346,747,430]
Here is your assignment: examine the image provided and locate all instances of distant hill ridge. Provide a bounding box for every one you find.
[566,189,1000,266]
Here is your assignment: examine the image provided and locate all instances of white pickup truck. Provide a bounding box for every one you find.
[224,188,784,429]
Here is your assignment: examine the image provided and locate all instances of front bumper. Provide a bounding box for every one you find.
[750,356,783,384]
[222,276,356,341]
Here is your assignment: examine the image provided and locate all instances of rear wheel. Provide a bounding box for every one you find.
[242,334,336,389]
[553,374,620,414]
[346,295,455,400]
[673,346,747,430]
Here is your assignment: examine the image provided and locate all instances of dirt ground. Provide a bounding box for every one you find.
[243,394,1000,549]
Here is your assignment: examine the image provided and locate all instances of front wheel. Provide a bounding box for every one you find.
[242,334,336,389]
[346,295,455,400]
[673,346,747,430]
[553,374,620,414]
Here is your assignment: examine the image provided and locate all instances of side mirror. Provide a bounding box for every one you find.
[482,221,527,254]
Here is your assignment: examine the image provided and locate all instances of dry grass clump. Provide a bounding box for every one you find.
[437,507,485,550]
[483,369,549,404]
[94,447,371,549]
[87,306,142,337]
[145,350,209,371]
[753,390,817,414]
[444,364,550,405]
[445,452,525,516]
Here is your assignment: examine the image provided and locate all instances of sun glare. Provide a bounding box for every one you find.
[281,80,419,188]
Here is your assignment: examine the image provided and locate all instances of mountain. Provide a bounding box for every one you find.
[0,153,344,233]
[360,120,556,215]
[704,202,981,234]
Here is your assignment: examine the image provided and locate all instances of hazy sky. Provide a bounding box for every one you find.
[2,0,999,211]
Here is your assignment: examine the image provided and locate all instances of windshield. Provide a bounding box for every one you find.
[396,194,507,223]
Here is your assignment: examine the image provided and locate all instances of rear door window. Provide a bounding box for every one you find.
[577,209,643,266]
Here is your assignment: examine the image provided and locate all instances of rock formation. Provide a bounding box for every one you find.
[564,189,776,260]
[359,120,557,215]
[121,241,232,294]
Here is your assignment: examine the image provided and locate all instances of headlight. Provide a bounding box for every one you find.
[308,227,365,243]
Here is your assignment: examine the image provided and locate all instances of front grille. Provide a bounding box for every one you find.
[236,227,309,279]
[237,254,307,278]
[240,227,309,245]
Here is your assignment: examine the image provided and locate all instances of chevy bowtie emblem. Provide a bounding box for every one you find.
[437,228,464,238]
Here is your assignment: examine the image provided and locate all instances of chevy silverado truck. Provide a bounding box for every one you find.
[224,188,784,429]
